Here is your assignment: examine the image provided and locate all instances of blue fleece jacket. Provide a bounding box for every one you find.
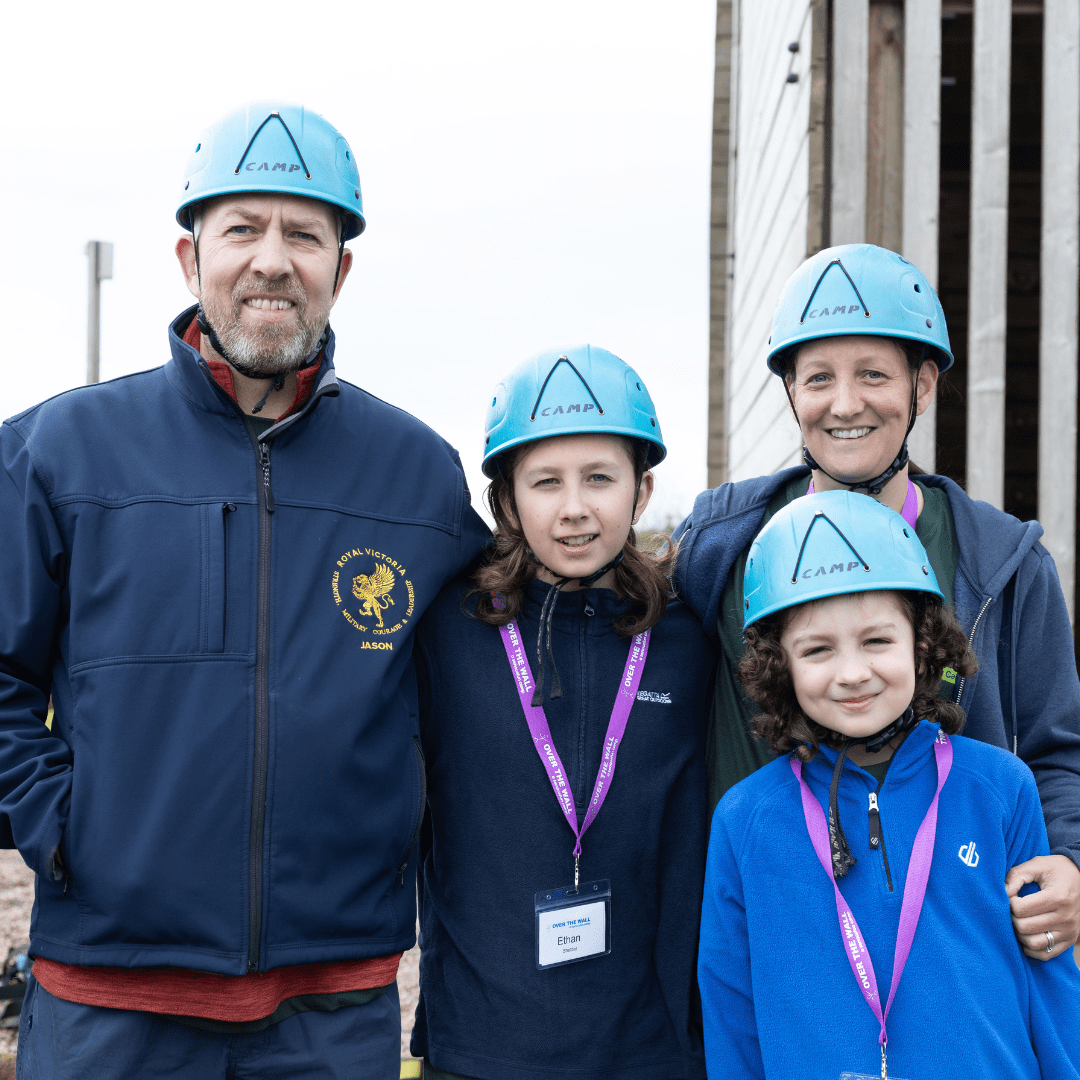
[698,721,1080,1079]
[0,307,490,974]
[672,466,1080,866]
[411,580,714,1080]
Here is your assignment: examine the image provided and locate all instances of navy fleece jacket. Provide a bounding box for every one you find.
[673,466,1080,867]
[412,580,714,1080]
[699,722,1080,1078]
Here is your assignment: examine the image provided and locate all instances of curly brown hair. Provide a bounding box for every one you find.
[739,590,977,761]
[469,437,676,636]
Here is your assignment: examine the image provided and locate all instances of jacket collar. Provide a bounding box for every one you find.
[164,304,341,435]
[804,719,941,789]
[522,577,633,631]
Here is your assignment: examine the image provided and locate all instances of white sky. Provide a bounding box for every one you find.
[1,0,716,529]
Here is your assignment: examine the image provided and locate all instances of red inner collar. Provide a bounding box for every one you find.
[183,315,321,419]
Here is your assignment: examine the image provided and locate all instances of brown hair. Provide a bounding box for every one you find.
[738,590,977,761]
[469,437,676,636]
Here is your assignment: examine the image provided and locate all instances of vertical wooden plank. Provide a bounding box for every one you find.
[708,0,735,488]
[1038,0,1080,621]
[965,0,1011,508]
[902,0,942,472]
[831,0,869,244]
[866,2,904,254]
[807,0,831,255]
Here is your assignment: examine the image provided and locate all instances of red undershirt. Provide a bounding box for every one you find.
[34,318,402,1021]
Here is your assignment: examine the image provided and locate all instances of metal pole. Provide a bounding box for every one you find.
[85,241,113,385]
[86,242,100,385]
[965,0,1011,508]
[1038,0,1080,622]
[902,0,942,473]
[830,0,868,245]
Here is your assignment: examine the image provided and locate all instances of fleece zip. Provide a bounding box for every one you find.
[672,466,1080,866]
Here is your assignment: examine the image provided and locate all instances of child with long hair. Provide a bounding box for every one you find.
[697,489,1080,1079]
[410,345,714,1080]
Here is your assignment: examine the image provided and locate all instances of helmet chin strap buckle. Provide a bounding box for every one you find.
[803,441,910,497]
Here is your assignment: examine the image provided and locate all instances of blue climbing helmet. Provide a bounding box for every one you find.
[766,244,953,375]
[176,103,365,239]
[742,489,942,628]
[482,345,666,478]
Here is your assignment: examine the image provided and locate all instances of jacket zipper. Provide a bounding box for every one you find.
[247,437,274,970]
[194,358,337,972]
[866,789,893,892]
[397,737,427,887]
[954,595,993,706]
[221,503,236,646]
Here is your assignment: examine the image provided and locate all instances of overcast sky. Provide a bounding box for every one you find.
[1,0,716,527]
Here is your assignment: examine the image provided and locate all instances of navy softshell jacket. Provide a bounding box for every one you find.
[0,307,490,974]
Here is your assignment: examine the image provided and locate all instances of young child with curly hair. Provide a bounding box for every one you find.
[698,490,1080,1080]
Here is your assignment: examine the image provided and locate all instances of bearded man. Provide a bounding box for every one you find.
[0,104,489,1079]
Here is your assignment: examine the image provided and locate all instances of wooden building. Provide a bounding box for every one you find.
[708,0,1080,625]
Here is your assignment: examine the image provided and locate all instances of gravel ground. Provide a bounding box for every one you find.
[0,850,426,1067]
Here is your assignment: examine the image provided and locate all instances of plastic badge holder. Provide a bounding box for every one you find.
[840,1073,910,1079]
[535,879,611,970]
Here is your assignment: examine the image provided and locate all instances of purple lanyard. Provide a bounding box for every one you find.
[499,619,650,886]
[791,730,952,1073]
[807,478,919,529]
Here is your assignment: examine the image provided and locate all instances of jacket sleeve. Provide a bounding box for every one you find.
[1005,768,1080,1073]
[0,423,73,877]
[1011,546,1080,866]
[698,803,765,1079]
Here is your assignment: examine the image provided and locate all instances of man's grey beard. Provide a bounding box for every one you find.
[203,275,327,375]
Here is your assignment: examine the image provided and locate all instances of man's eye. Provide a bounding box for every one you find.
[293,232,318,242]
[588,474,613,483]
[806,373,829,385]
[228,225,252,235]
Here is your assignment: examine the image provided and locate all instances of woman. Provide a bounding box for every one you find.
[674,243,1080,960]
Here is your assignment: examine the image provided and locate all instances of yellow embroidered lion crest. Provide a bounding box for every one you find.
[352,563,396,627]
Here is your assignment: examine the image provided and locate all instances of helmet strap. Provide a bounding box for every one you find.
[194,305,328,412]
[790,345,927,497]
[825,706,917,878]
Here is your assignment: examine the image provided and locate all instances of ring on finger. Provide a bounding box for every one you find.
[1046,930,1055,953]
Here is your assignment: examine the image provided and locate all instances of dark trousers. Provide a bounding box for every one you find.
[16,974,400,1079]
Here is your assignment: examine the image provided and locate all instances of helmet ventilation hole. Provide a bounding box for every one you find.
[195,143,202,152]
[926,319,932,327]
[914,283,921,292]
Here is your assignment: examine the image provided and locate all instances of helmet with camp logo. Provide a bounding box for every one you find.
[766,244,953,374]
[742,489,942,627]
[176,103,365,239]
[482,344,666,478]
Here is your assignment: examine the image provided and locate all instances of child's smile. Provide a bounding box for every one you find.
[780,590,916,742]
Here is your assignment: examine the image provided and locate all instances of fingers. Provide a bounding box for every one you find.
[1017,928,1073,961]
[1006,854,1080,961]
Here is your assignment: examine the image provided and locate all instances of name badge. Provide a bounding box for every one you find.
[534,880,611,969]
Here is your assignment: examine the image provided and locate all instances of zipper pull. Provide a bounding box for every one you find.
[868,792,882,849]
[397,862,408,888]
[259,444,275,513]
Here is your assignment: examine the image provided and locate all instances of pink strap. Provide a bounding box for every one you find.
[499,619,649,858]
[791,730,952,1049]
[807,478,919,529]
